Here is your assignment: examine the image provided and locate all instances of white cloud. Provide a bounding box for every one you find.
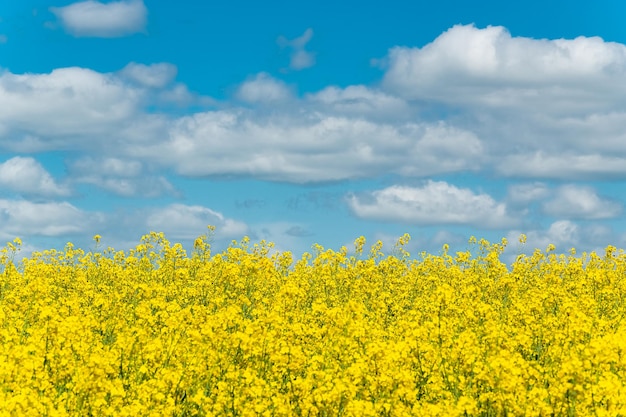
[277,28,316,70]
[0,157,71,198]
[503,220,626,264]
[145,204,248,240]
[307,85,410,120]
[68,157,177,197]
[0,65,215,157]
[71,157,142,177]
[542,185,622,219]
[380,24,626,180]
[506,220,580,254]
[497,152,626,180]
[5,25,626,185]
[96,177,176,197]
[383,24,626,109]
[347,181,516,228]
[507,182,550,205]
[236,73,292,103]
[0,67,141,144]
[50,0,147,38]
[0,202,246,254]
[120,62,177,88]
[158,84,211,106]
[0,199,101,238]
[129,111,483,182]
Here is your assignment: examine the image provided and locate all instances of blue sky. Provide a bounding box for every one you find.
[1,0,626,260]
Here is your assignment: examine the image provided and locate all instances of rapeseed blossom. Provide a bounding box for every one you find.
[0,231,625,415]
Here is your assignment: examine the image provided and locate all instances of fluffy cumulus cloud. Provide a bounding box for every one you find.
[117,74,483,182]
[1,22,626,255]
[6,30,626,183]
[0,67,141,148]
[381,24,626,180]
[50,0,147,38]
[383,24,626,108]
[347,181,516,228]
[0,157,71,197]
[542,185,622,219]
[4,25,626,255]
[145,204,248,241]
[0,66,484,183]
[0,65,204,154]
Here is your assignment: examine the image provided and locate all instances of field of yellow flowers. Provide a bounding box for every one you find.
[1,229,626,416]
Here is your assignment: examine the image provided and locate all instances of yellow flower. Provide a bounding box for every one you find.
[1,233,625,415]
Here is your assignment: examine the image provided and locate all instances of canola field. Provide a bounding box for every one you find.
[1,230,626,416]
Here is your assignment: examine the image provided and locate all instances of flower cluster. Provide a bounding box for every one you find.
[0,232,625,416]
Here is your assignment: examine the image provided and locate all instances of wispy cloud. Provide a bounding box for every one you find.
[277,28,316,71]
[50,0,147,38]
[0,18,6,44]
[235,199,266,209]
[119,62,177,88]
[285,225,314,237]
[541,185,622,219]
[497,153,626,180]
[507,182,550,205]
[68,157,178,198]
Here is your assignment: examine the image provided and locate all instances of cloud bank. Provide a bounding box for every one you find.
[2,23,626,255]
